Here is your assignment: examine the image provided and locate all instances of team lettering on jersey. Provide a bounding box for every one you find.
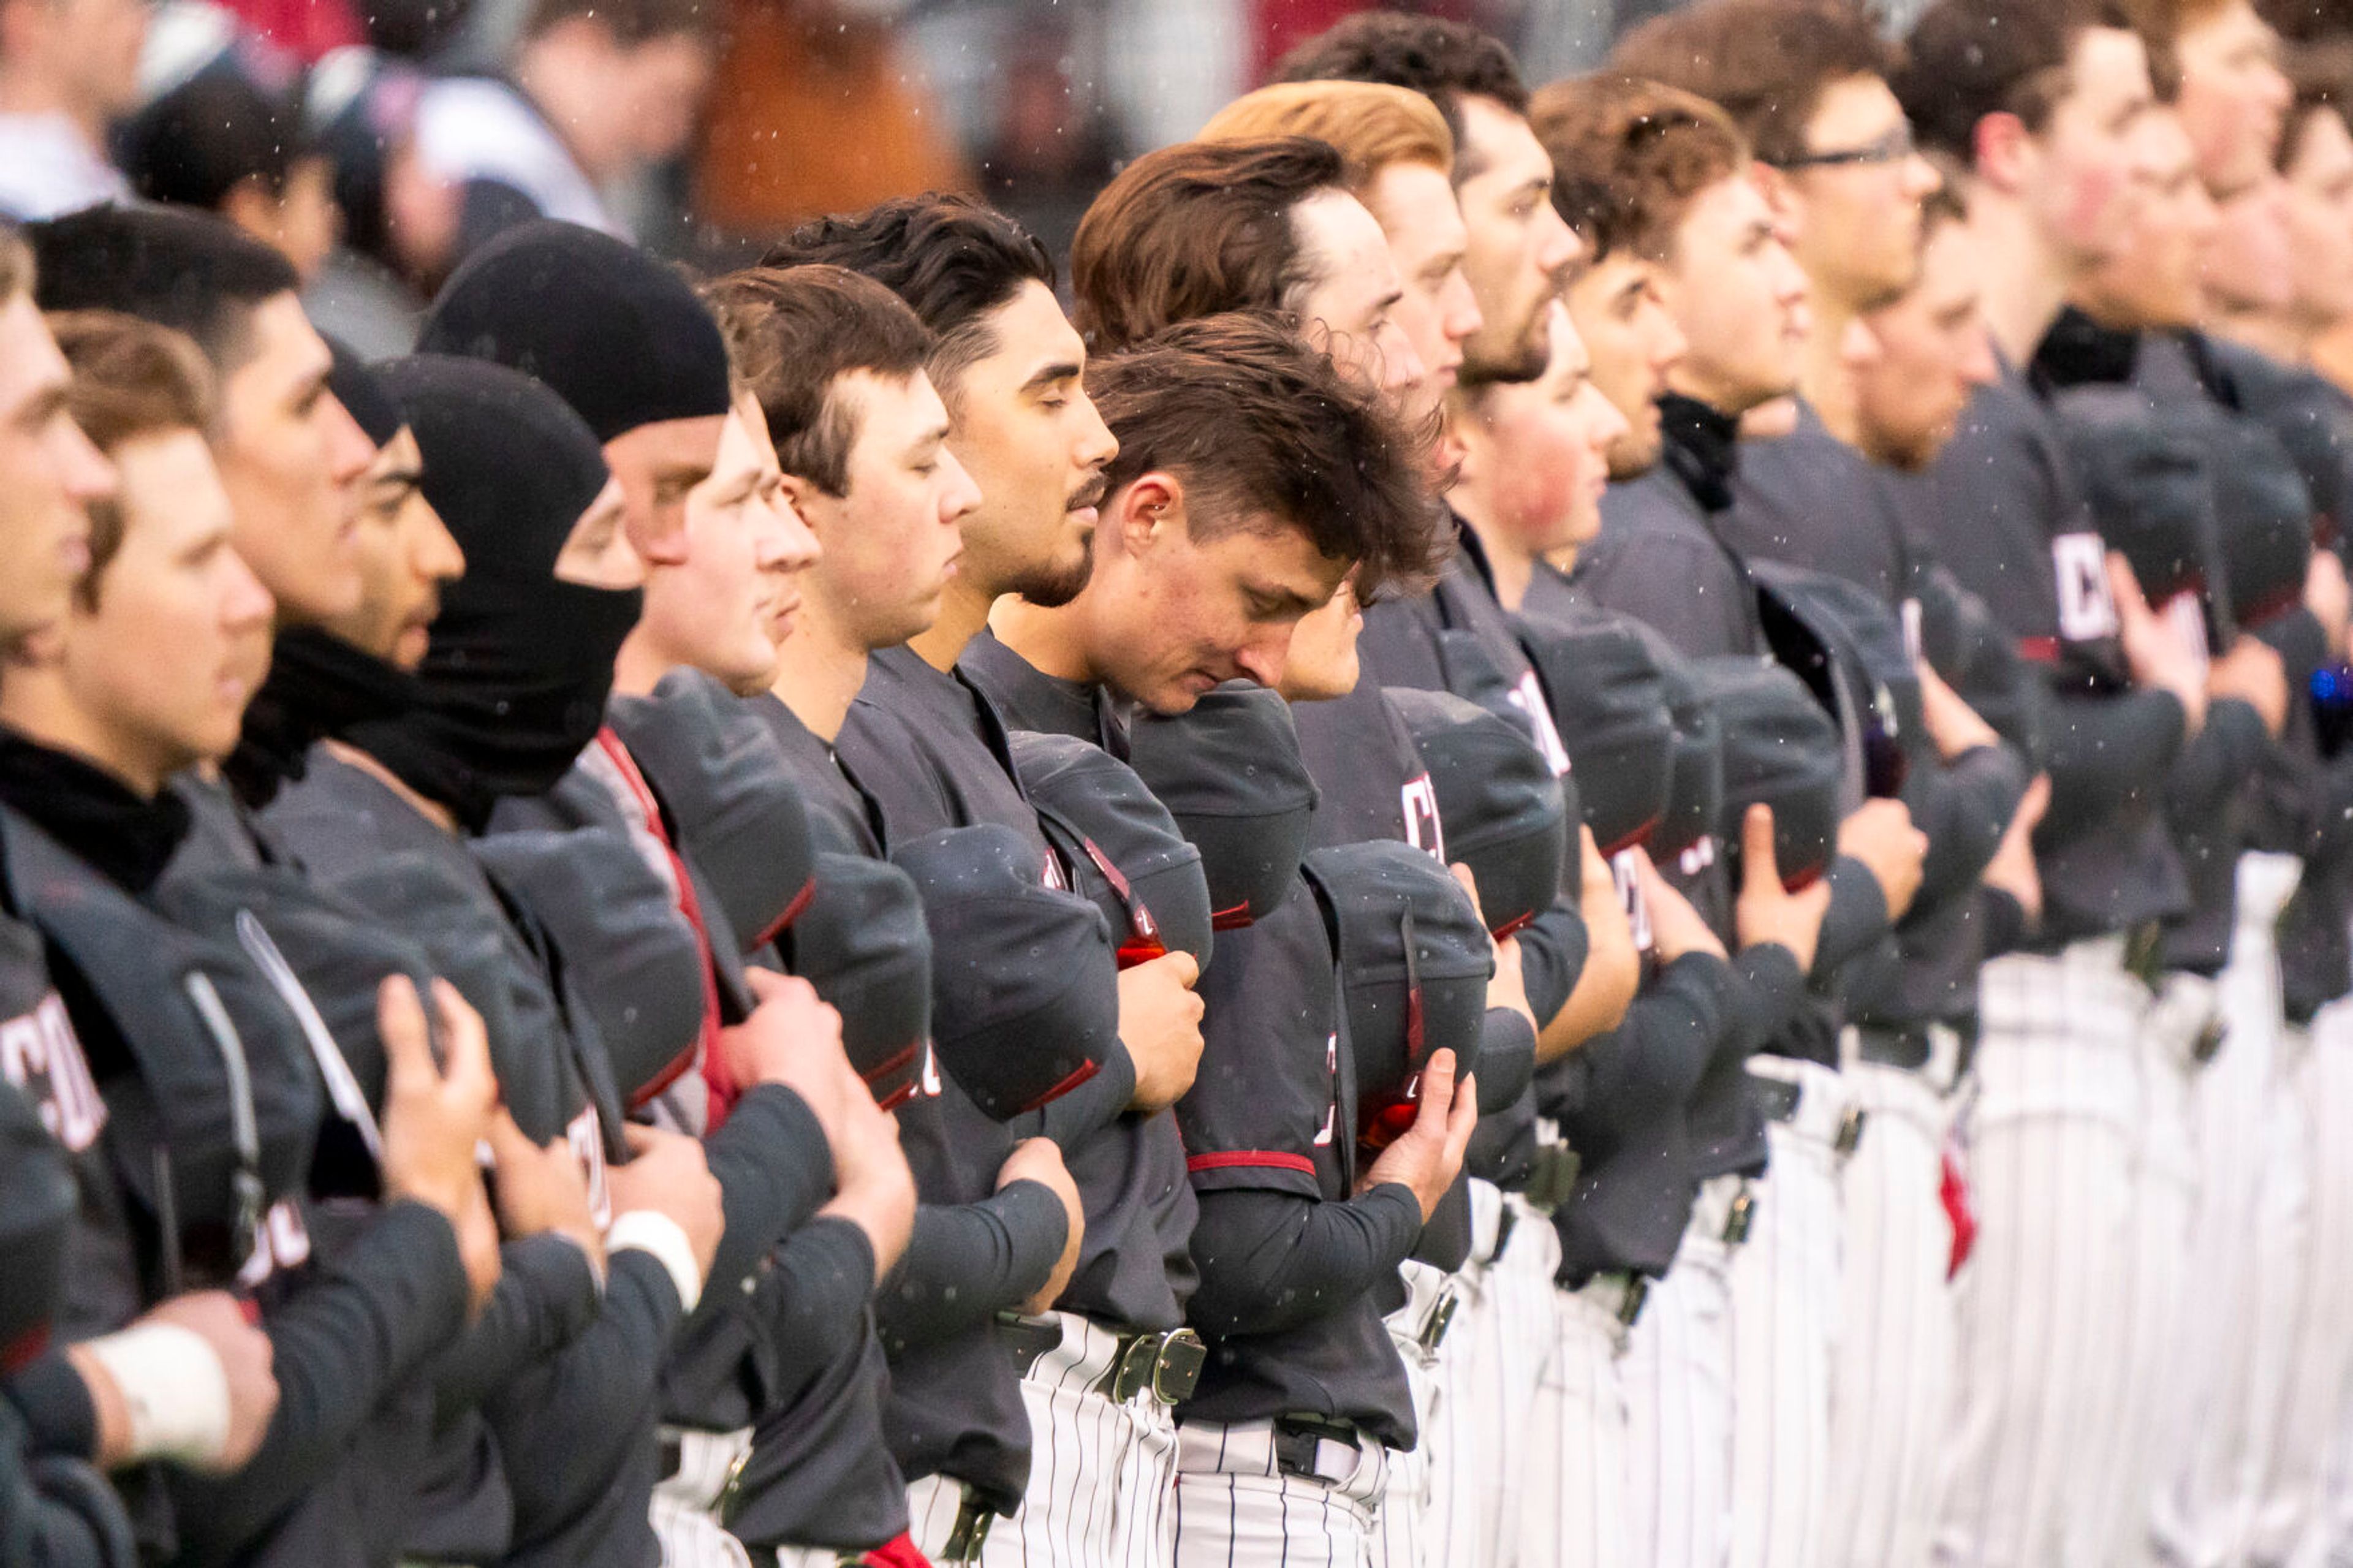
[1314,1031,1338,1148]
[1504,671,1575,779]
[1401,774,1447,863]
[1610,849,1655,955]
[0,991,105,1153]
[1900,597,1923,664]
[2052,533,2121,643]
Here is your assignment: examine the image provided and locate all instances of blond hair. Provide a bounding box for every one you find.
[1199,81,1453,197]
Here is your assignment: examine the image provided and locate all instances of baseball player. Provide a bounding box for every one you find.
[1606,16,2037,1556]
[1888,7,2221,1559]
[757,198,1211,1568]
[706,260,1096,1567]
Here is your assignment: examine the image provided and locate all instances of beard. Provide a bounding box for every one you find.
[1005,535,1097,608]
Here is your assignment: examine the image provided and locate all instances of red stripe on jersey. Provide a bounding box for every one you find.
[1186,1149,1316,1176]
[2017,635,2061,663]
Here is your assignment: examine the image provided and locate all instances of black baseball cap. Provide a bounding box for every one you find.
[2056,385,2221,614]
[472,827,710,1110]
[2210,343,2353,552]
[1382,686,1567,938]
[1128,683,1319,931]
[890,824,1122,1121]
[2202,412,2318,634]
[1754,561,1923,801]
[1518,605,1677,856]
[1915,564,2048,768]
[781,853,933,1110]
[1010,730,1213,970]
[1690,656,1843,891]
[1626,621,1724,861]
[1302,839,1491,1156]
[607,668,818,950]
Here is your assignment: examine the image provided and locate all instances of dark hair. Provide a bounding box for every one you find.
[761,194,1055,400]
[1610,0,1901,167]
[521,0,715,45]
[1897,0,2134,161]
[119,50,314,211]
[48,309,218,602]
[1269,10,1527,155]
[27,205,299,373]
[2259,0,2353,41]
[1070,137,1347,353]
[2281,37,2353,170]
[702,264,934,497]
[1530,75,1754,262]
[1086,311,1444,604]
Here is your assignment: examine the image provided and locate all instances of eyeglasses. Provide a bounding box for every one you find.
[1771,123,1917,170]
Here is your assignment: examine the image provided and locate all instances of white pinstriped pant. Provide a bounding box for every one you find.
[1727,1059,1849,1568]
[1449,1186,1563,1568]
[1821,1048,1963,1568]
[1624,1173,1742,1568]
[1371,1257,1453,1568]
[2159,854,2306,1568]
[1169,1418,1392,1566]
[1936,935,2146,1568]
[1515,1276,1636,1568]
[907,1312,1177,1568]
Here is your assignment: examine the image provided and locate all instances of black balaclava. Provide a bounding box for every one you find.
[223,337,419,808]
[415,219,732,443]
[347,355,637,831]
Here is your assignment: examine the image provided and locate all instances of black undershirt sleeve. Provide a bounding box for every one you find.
[1813,858,1890,982]
[1474,1008,1537,1116]
[875,1181,1067,1352]
[1183,1183,1423,1340]
[431,1233,602,1422]
[1911,743,2030,911]
[2040,688,2189,844]
[748,1218,879,1394]
[2164,698,2268,824]
[1511,899,1588,1029]
[695,1085,834,1308]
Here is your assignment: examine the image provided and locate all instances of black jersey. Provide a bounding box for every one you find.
[756,684,1068,1516]
[1923,357,2191,943]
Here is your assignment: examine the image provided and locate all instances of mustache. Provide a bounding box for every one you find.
[1067,472,1110,512]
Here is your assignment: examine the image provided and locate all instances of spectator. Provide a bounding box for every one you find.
[412,0,716,257]
[302,48,455,355]
[0,0,144,219]
[118,34,341,281]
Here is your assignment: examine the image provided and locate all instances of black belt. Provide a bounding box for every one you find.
[1273,1414,1363,1483]
[1854,1022,1933,1071]
[996,1314,1206,1404]
[2123,920,2166,991]
[1751,1074,1802,1123]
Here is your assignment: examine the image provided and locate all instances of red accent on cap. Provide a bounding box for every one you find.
[755,876,817,948]
[1015,1056,1102,1115]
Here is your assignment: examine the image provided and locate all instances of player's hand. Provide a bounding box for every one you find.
[1837,797,1927,923]
[998,1137,1083,1314]
[1359,1048,1479,1223]
[1980,773,2049,925]
[2309,547,2351,659]
[485,1108,604,1276]
[1739,805,1835,971]
[1118,950,1205,1112]
[2208,633,2290,738]
[2110,553,2208,734]
[820,1082,918,1276]
[723,969,855,1143]
[1451,863,1536,1030]
[69,1290,281,1474]
[1630,847,1726,964]
[608,1124,726,1284]
[1919,660,2002,762]
[377,976,498,1227]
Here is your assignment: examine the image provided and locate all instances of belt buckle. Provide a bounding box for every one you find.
[1109,1333,1161,1401]
[941,1490,995,1563]
[2192,1018,2227,1065]
[1835,1106,1868,1157]
[1524,1141,1581,1215]
[2124,922,2164,991]
[1724,1185,1755,1247]
[1420,1282,1460,1352]
[1152,1328,1206,1404]
[1617,1275,1648,1328]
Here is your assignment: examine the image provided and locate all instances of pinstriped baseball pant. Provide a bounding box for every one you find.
[1624,1174,1741,1568]
[1515,1277,1635,1568]
[1169,1418,1391,1566]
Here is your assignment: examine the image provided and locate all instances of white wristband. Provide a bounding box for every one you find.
[607,1210,704,1315]
[80,1322,232,1466]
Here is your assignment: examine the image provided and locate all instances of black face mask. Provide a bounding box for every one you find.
[350,355,637,833]
[224,626,421,808]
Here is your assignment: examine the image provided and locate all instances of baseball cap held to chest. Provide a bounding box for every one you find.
[1009,730,1213,971]
[1127,683,1319,932]
[1518,605,1677,858]
[890,823,1121,1121]
[779,853,933,1110]
[1382,686,1567,939]
[1689,655,1843,892]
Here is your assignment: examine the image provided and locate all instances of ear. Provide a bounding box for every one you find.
[1443,400,1487,488]
[220,178,282,249]
[1972,112,2033,195]
[776,471,824,527]
[1112,472,1181,555]
[1751,160,1800,224]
